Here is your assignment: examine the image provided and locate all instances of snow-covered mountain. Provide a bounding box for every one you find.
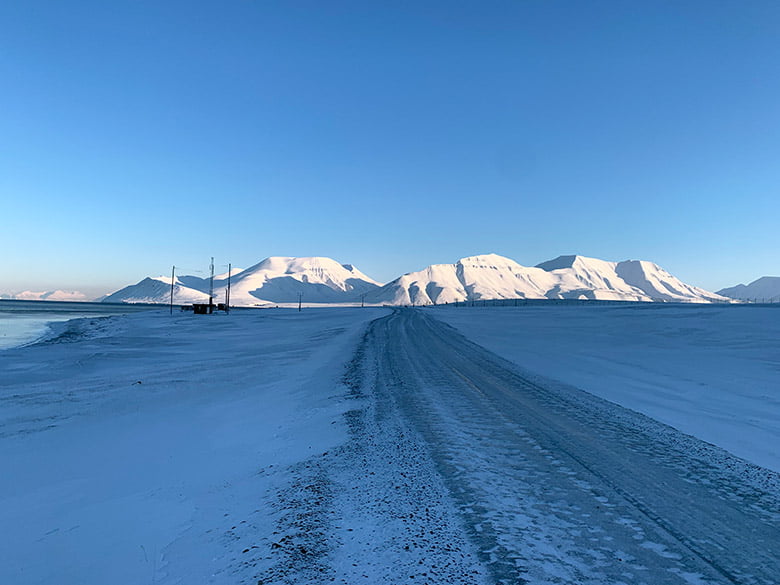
[366,254,730,305]
[103,257,381,306]
[104,253,730,306]
[364,254,555,305]
[221,257,380,304]
[102,277,210,304]
[2,290,89,302]
[718,276,780,302]
[539,255,729,303]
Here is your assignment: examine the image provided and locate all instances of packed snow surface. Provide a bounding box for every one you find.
[362,309,780,584]
[3,304,777,584]
[432,303,780,472]
[0,308,385,585]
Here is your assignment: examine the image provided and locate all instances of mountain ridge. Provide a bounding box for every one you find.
[365,253,729,305]
[0,290,90,302]
[102,253,732,306]
[718,276,780,302]
[102,256,381,306]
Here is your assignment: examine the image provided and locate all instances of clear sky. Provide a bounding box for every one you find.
[2,1,778,296]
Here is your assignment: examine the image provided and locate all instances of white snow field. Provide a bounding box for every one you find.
[432,303,780,472]
[2,304,779,585]
[0,308,385,585]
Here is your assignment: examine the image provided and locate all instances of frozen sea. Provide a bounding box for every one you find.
[0,299,159,349]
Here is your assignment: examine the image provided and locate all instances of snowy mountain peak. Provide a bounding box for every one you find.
[214,267,244,280]
[458,253,513,263]
[367,253,729,305]
[456,253,525,269]
[102,277,208,304]
[241,256,381,287]
[536,254,617,272]
[718,276,780,301]
[6,290,90,302]
[104,256,381,306]
[103,253,731,306]
[614,260,728,303]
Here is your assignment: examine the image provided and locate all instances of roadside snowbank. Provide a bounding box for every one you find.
[432,304,780,472]
[0,307,385,585]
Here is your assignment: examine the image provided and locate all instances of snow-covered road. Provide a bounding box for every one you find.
[289,308,779,585]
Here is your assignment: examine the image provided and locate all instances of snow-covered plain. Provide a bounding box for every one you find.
[0,307,384,585]
[3,303,778,584]
[432,303,780,472]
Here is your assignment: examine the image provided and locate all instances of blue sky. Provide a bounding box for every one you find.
[2,1,778,295]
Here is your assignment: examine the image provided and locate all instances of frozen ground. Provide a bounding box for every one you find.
[0,308,385,584]
[358,309,779,584]
[433,303,780,473]
[2,304,778,584]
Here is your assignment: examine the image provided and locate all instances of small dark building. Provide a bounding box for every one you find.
[192,303,214,314]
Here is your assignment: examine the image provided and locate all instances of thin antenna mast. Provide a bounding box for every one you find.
[170,265,175,314]
[226,263,231,314]
[209,256,214,312]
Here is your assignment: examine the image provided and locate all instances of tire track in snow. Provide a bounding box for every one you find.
[261,308,779,585]
[382,308,779,585]
[260,323,491,585]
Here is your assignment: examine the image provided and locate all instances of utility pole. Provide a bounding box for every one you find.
[209,256,215,313]
[297,291,302,312]
[225,263,231,314]
[361,293,366,308]
[170,265,175,315]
